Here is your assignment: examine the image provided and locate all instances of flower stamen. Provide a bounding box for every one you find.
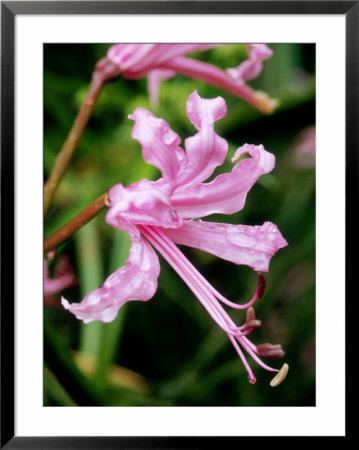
[270,363,289,387]
[139,224,284,384]
[207,272,265,310]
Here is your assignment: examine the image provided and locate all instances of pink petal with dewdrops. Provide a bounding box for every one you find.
[164,220,288,272]
[62,236,160,324]
[175,91,228,188]
[129,107,185,181]
[106,179,182,230]
[172,143,275,218]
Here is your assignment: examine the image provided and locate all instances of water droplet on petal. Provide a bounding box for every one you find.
[227,227,257,248]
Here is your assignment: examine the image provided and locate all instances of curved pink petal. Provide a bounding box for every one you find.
[172,143,275,218]
[175,91,228,188]
[62,236,160,323]
[107,44,217,78]
[163,56,278,114]
[147,68,176,107]
[164,220,287,272]
[129,107,185,181]
[106,179,182,230]
[227,44,273,83]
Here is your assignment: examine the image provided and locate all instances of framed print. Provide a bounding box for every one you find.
[1,1,356,447]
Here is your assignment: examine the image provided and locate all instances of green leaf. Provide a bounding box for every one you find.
[76,220,104,357]
[44,316,108,406]
[94,230,131,385]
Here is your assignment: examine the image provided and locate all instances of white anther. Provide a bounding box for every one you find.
[270,363,289,387]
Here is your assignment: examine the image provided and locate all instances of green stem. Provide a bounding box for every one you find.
[43,57,120,216]
[44,193,108,254]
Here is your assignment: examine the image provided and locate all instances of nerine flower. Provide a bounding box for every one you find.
[63,91,288,385]
[104,43,278,113]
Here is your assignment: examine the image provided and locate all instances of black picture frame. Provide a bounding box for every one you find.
[1,1,356,447]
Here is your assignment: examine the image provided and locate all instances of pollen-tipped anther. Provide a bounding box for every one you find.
[269,363,289,387]
[253,91,280,115]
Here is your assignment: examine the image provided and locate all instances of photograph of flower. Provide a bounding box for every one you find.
[43,43,315,407]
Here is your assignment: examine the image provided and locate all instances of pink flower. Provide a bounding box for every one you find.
[44,255,76,306]
[105,43,278,113]
[63,91,288,384]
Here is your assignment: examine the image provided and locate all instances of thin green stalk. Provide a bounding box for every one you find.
[76,219,104,357]
[44,193,108,254]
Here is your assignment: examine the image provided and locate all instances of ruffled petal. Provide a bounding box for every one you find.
[62,236,160,323]
[175,91,228,188]
[172,143,275,218]
[147,69,176,107]
[107,44,217,78]
[106,179,182,230]
[227,44,273,83]
[164,220,288,272]
[129,107,185,181]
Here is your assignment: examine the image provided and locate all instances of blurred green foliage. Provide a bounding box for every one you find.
[44,44,315,407]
